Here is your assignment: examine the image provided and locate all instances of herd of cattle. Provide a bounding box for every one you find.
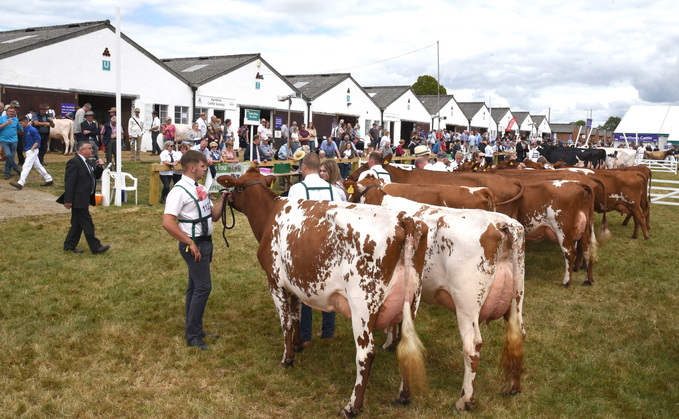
[215,150,653,416]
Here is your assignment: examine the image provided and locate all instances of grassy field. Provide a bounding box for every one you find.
[1,152,678,417]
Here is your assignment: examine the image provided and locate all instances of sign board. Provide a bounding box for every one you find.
[61,103,76,118]
[244,109,260,126]
[275,117,282,129]
[195,95,237,111]
[102,60,111,71]
[614,133,658,142]
[208,162,250,193]
[586,118,592,130]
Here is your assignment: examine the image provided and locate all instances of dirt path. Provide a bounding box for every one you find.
[0,182,69,219]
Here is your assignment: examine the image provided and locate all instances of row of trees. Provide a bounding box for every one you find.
[411,74,621,132]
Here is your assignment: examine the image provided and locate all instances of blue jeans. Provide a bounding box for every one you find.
[1,141,19,175]
[300,303,335,342]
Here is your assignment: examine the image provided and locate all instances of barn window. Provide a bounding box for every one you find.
[175,106,189,125]
[156,104,168,122]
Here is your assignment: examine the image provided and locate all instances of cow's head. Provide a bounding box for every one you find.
[343,175,385,204]
[217,167,276,211]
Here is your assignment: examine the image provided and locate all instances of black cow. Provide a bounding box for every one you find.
[539,145,606,168]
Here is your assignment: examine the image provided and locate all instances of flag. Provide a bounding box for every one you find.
[506,117,517,131]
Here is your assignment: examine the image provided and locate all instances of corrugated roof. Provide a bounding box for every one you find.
[491,107,511,122]
[162,54,260,86]
[362,86,411,108]
[457,102,486,120]
[550,122,578,133]
[513,111,530,125]
[0,20,188,85]
[285,73,350,100]
[417,94,456,114]
[0,21,108,59]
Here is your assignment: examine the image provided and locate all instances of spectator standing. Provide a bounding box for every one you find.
[33,103,55,164]
[159,141,180,204]
[196,113,208,137]
[299,123,310,147]
[307,121,317,150]
[73,103,91,143]
[103,116,122,165]
[368,123,379,149]
[81,111,100,159]
[150,110,162,155]
[162,117,176,144]
[128,108,144,161]
[0,105,22,179]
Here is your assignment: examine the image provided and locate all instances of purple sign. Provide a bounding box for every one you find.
[614,133,658,142]
[275,117,282,129]
[586,118,592,130]
[61,103,75,117]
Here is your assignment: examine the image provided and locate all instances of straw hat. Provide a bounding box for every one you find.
[293,149,306,160]
[413,145,431,156]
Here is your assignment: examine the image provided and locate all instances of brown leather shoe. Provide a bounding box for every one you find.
[9,181,22,190]
[302,341,313,348]
[41,181,53,187]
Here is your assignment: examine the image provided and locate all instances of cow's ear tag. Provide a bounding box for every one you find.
[347,185,354,194]
[383,160,388,164]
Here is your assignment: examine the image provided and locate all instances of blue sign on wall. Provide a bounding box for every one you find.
[614,133,658,142]
[61,103,76,117]
[102,60,111,71]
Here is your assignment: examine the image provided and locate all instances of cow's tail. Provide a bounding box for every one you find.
[398,300,427,396]
[500,222,524,396]
[584,185,599,263]
[397,216,427,396]
[496,179,525,208]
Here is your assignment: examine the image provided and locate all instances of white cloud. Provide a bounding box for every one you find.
[1,0,678,126]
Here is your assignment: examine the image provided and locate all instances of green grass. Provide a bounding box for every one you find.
[1,157,679,417]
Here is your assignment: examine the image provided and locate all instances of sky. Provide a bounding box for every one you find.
[2,0,678,127]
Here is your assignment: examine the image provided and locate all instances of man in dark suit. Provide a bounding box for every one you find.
[58,141,110,254]
[80,110,100,159]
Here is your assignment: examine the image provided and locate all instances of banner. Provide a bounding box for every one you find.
[613,133,658,142]
[208,162,250,193]
[506,117,517,131]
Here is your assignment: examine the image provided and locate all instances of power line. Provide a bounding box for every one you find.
[321,43,436,73]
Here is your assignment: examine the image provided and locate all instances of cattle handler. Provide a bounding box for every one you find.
[162,150,228,351]
[288,152,344,347]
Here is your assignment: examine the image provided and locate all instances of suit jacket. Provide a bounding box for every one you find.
[81,120,100,144]
[57,155,103,208]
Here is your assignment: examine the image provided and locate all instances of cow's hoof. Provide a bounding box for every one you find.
[294,344,305,353]
[454,399,474,412]
[381,343,396,352]
[338,407,361,418]
[582,280,593,286]
[280,359,295,368]
[562,282,571,288]
[392,397,411,406]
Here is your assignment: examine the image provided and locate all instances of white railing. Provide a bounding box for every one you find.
[650,179,679,206]
[637,158,677,174]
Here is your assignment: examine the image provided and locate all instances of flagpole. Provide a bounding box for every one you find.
[114,7,122,206]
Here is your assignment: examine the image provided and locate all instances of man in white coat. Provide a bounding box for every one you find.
[128,108,144,161]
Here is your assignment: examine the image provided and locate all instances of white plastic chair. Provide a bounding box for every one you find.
[109,172,138,205]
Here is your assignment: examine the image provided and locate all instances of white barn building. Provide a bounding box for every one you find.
[363,86,432,144]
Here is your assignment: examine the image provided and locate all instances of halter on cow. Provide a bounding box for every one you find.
[217,167,429,417]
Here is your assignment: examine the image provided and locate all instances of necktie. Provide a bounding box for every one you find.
[170,152,174,163]
[195,182,209,236]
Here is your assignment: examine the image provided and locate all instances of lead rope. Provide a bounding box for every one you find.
[221,191,236,247]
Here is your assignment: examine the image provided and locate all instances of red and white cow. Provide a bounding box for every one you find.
[348,176,526,411]
[49,119,75,154]
[599,147,636,169]
[217,168,429,417]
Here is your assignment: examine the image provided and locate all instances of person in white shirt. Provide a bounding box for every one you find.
[424,150,451,171]
[287,153,343,347]
[450,151,465,171]
[162,150,227,351]
[528,143,541,162]
[159,141,181,204]
[196,113,208,137]
[150,110,162,155]
[357,151,392,184]
[257,118,268,140]
[637,144,646,161]
[128,108,144,161]
[484,141,496,166]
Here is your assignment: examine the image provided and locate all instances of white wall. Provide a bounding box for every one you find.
[0,28,192,151]
[200,60,307,127]
[310,79,381,133]
[470,105,491,131]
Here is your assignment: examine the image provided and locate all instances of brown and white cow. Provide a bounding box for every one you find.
[348,163,524,219]
[599,147,637,168]
[347,175,526,411]
[217,168,429,417]
[344,178,497,211]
